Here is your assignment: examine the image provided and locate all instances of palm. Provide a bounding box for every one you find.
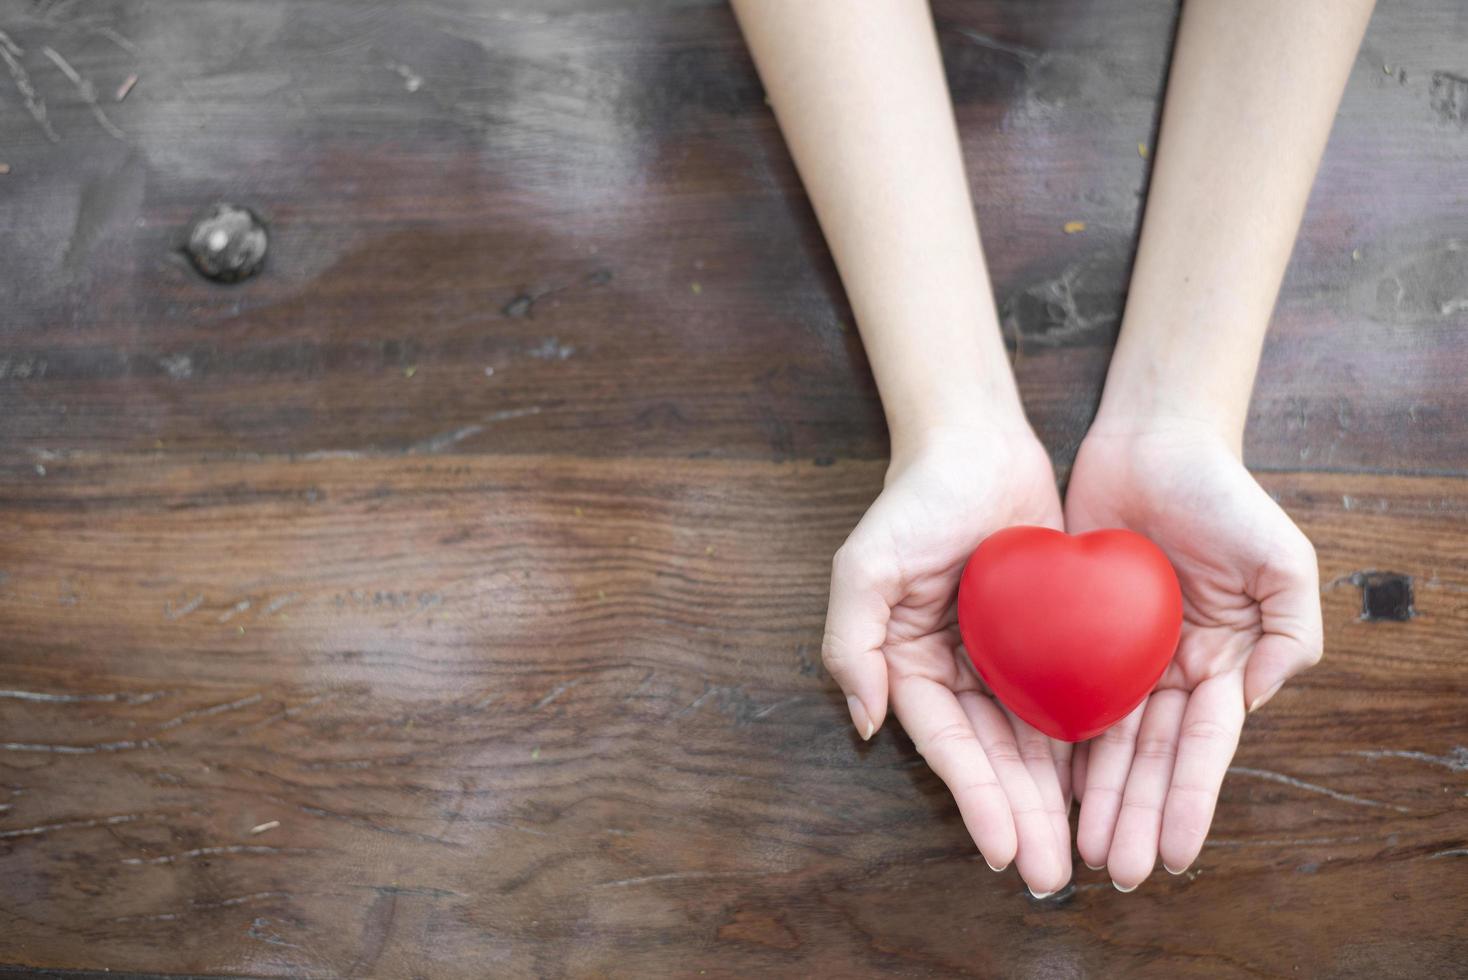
[877,438,1063,675]
[825,430,1074,895]
[1064,426,1322,887]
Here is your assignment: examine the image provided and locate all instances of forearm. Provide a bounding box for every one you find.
[1095,0,1375,451]
[731,0,1026,455]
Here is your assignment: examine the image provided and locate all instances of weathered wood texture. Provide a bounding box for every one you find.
[1,0,1466,977]
[2,0,1466,470]
[1,459,1466,977]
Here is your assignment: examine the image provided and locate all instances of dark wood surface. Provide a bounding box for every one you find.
[1,0,1465,977]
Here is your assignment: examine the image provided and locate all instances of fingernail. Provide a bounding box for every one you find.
[1113,880,1138,893]
[985,858,1009,873]
[1084,862,1105,872]
[1027,887,1054,900]
[1163,862,1188,875]
[1249,681,1285,714]
[846,695,874,740]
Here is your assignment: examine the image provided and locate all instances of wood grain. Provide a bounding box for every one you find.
[1,457,1465,977]
[2,0,1466,977]
[0,0,1464,471]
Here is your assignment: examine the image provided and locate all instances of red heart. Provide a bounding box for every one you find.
[957,526,1182,742]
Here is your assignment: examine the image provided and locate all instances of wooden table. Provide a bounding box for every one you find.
[2,1,1465,976]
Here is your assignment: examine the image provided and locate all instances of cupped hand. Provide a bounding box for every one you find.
[1065,420,1322,889]
[824,425,1074,895]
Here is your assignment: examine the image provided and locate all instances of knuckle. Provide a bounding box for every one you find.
[1133,736,1177,763]
[1120,798,1161,815]
[918,722,979,758]
[1006,800,1047,818]
[953,776,1003,797]
[1179,718,1236,746]
[819,649,842,677]
[819,629,843,666]
[819,628,865,675]
[984,741,1024,767]
[1018,742,1053,766]
[1168,780,1215,809]
[1166,782,1216,805]
[1281,633,1324,673]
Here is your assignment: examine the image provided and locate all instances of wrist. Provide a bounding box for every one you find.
[886,380,1033,467]
[1090,399,1243,448]
[1093,307,1266,459]
[1080,407,1240,463]
[1090,351,1250,458]
[889,414,1044,481]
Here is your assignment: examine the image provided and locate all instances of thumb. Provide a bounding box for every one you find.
[823,542,892,739]
[1244,538,1323,713]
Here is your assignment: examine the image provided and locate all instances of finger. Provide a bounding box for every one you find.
[891,675,1017,872]
[1051,737,1074,812]
[1071,741,1089,807]
[1003,707,1074,888]
[1159,672,1245,874]
[1074,700,1145,871]
[1106,690,1188,891]
[824,542,894,738]
[1243,632,1319,714]
[960,694,1069,896]
[1243,535,1323,712]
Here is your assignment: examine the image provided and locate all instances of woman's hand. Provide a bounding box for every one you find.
[825,425,1074,896]
[1053,0,1366,894]
[1064,420,1322,889]
[735,0,1073,892]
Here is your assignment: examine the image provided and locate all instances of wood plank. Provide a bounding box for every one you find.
[2,0,1465,471]
[4,0,1466,976]
[1,455,1464,977]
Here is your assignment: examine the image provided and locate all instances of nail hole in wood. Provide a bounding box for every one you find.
[1352,571,1415,622]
